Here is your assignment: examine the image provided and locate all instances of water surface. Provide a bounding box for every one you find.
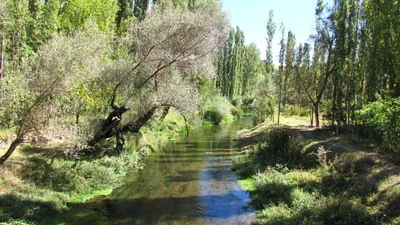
[64,118,255,225]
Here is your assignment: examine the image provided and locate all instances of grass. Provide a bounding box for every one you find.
[68,189,113,204]
[234,117,400,225]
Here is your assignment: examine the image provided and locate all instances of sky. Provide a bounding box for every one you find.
[219,0,318,62]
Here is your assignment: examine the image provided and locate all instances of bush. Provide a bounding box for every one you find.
[231,97,242,107]
[257,127,305,167]
[283,105,311,117]
[252,168,292,208]
[231,107,243,119]
[203,108,223,125]
[252,94,276,124]
[356,97,400,152]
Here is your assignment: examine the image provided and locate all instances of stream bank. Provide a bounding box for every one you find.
[60,117,255,225]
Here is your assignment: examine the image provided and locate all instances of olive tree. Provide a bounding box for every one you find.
[0,30,109,164]
[88,0,228,149]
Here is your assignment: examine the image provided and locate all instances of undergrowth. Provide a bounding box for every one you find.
[234,126,400,225]
[0,107,187,224]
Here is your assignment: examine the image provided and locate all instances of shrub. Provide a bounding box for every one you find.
[252,168,292,208]
[231,97,242,107]
[232,151,258,177]
[283,105,311,117]
[257,127,305,167]
[231,107,244,119]
[252,94,276,124]
[356,97,400,152]
[314,145,332,169]
[203,108,223,125]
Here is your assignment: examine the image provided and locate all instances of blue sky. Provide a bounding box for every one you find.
[219,0,318,62]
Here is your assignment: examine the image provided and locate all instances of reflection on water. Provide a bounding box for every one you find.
[63,117,255,225]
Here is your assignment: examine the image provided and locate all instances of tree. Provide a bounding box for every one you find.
[215,26,246,100]
[88,0,228,149]
[293,0,334,128]
[242,43,265,97]
[0,0,7,78]
[265,9,276,74]
[277,23,285,125]
[58,0,119,34]
[116,0,133,29]
[133,0,149,21]
[0,31,109,164]
[282,30,296,108]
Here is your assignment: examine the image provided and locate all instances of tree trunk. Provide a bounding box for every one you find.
[310,105,314,127]
[160,105,170,121]
[315,102,320,128]
[88,106,130,147]
[0,138,22,164]
[0,34,4,79]
[122,106,157,133]
[277,83,282,125]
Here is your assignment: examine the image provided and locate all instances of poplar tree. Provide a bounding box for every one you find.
[277,23,286,125]
[282,30,296,108]
[265,9,276,74]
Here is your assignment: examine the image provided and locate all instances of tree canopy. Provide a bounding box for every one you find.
[0,0,228,164]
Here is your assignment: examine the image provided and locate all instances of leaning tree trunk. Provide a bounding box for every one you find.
[88,106,157,149]
[88,105,130,147]
[122,106,157,133]
[0,138,22,164]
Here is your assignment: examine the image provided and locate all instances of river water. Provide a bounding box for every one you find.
[63,117,255,225]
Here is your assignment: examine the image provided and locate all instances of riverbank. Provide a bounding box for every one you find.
[0,107,192,224]
[0,94,239,224]
[59,116,255,225]
[234,118,400,224]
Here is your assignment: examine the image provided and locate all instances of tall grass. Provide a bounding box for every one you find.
[234,126,400,225]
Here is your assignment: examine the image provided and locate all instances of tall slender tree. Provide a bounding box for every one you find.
[282,30,296,108]
[277,23,286,125]
[265,9,276,74]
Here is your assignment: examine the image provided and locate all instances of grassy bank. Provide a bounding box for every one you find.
[0,107,190,225]
[233,119,400,224]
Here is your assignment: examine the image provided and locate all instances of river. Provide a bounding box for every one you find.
[62,117,255,225]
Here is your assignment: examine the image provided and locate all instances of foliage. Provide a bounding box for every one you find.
[252,93,276,124]
[314,145,331,169]
[203,108,223,125]
[58,0,119,33]
[283,105,311,117]
[265,9,276,74]
[230,107,244,119]
[256,127,305,167]
[0,29,110,163]
[251,74,276,124]
[215,27,265,101]
[235,125,399,225]
[233,126,306,178]
[356,97,400,152]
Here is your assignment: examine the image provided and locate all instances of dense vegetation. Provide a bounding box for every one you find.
[0,0,229,164]
[1,0,399,224]
[0,0,231,223]
[234,125,400,224]
[215,0,400,153]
